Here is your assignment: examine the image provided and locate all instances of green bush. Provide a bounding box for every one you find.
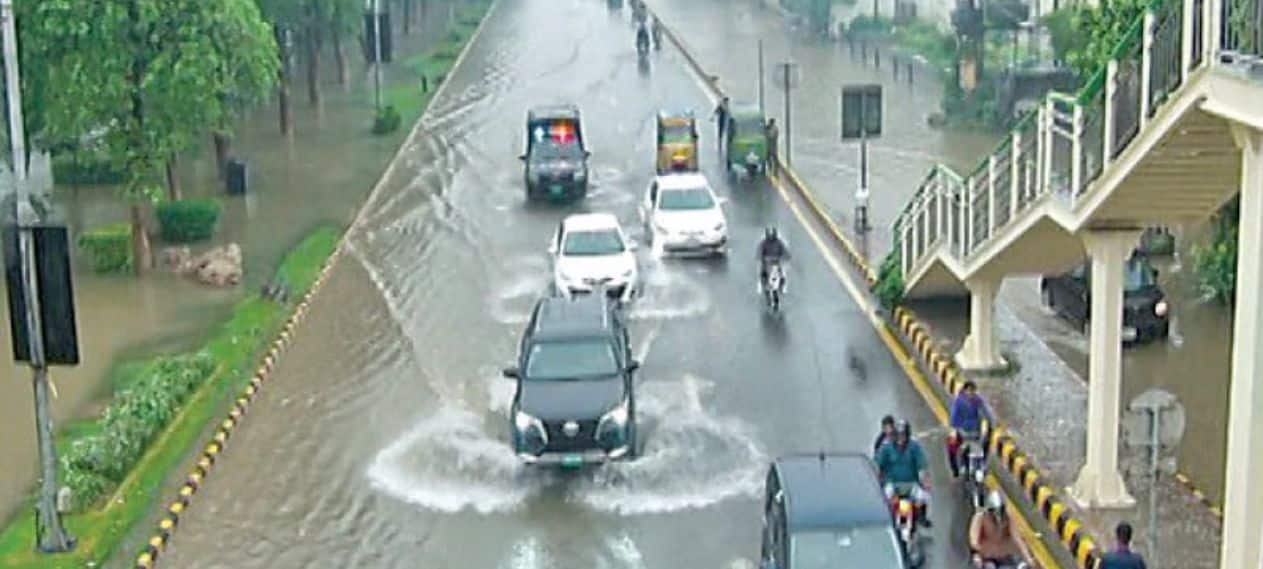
[77,223,133,273]
[52,153,125,186]
[372,105,402,135]
[848,15,894,35]
[1194,198,1239,305]
[155,199,221,243]
[58,353,216,511]
[873,250,905,310]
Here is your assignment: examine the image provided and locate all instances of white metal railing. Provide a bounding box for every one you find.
[892,0,1248,286]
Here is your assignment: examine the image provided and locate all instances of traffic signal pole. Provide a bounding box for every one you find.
[2,0,75,552]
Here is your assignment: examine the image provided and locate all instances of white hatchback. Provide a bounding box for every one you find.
[641,173,728,257]
[550,213,639,303]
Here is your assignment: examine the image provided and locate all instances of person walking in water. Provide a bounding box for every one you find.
[713,96,731,151]
[765,117,780,175]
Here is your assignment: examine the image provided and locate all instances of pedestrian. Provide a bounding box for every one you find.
[713,96,730,148]
[765,118,779,175]
[1099,522,1147,569]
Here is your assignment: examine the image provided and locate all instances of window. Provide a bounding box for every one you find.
[1123,258,1157,292]
[658,188,715,210]
[789,528,904,569]
[525,339,619,380]
[563,229,625,256]
[658,123,694,145]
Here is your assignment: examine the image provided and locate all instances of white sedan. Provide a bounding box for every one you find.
[550,213,639,302]
[641,173,728,257]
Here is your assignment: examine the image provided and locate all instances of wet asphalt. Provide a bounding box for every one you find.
[157,1,978,567]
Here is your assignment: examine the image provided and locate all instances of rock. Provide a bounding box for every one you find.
[186,243,243,287]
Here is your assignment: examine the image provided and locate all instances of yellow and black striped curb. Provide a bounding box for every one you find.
[1174,472,1223,519]
[892,305,1104,569]
[133,250,341,569]
[132,3,502,566]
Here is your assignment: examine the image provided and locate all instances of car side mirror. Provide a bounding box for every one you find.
[518,154,526,161]
[584,150,592,158]
[626,360,640,373]
[502,366,520,379]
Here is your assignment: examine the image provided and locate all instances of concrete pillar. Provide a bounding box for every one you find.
[955,276,1007,372]
[1069,228,1142,509]
[1221,125,1263,569]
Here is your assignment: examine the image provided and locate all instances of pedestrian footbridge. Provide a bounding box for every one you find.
[890,0,1263,567]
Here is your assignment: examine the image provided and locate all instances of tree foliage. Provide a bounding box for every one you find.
[1043,0,1148,80]
[15,0,278,196]
[1194,197,1240,305]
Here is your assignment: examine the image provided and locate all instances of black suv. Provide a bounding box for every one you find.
[503,295,638,466]
[520,105,591,202]
[1041,254,1170,343]
[761,453,907,569]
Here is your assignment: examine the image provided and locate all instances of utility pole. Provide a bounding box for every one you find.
[775,61,797,167]
[2,0,75,552]
[757,40,765,117]
[372,0,383,112]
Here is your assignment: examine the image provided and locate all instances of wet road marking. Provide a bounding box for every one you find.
[767,173,1064,569]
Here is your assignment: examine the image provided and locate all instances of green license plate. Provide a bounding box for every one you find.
[550,185,564,196]
[561,454,583,468]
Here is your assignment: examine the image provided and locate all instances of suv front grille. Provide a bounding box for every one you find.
[543,419,599,452]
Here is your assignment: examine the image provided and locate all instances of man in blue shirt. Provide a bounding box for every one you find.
[876,420,933,527]
[949,380,987,477]
[1100,522,1147,569]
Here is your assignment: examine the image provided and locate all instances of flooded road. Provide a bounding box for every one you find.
[158,0,979,567]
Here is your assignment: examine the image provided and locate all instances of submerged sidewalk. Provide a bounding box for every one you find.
[649,0,1223,566]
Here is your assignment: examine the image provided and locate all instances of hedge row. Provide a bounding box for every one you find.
[77,223,132,273]
[60,353,218,511]
[155,199,221,243]
[51,153,126,186]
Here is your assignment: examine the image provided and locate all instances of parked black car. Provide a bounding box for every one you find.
[760,453,907,569]
[520,105,590,202]
[503,295,638,466]
[1040,255,1171,343]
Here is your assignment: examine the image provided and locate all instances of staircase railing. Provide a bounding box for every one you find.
[894,0,1241,284]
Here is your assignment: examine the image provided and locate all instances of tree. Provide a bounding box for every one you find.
[328,0,360,87]
[16,0,277,273]
[256,0,304,135]
[1065,0,1147,79]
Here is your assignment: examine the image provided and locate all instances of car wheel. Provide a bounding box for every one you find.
[1081,317,1091,337]
[627,420,640,459]
[1041,286,1053,308]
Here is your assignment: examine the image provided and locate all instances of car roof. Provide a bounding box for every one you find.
[529,104,581,121]
[775,453,891,531]
[655,173,711,191]
[563,213,621,232]
[531,296,616,340]
[658,109,695,120]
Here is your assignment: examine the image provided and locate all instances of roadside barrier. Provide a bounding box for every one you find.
[645,3,1106,568]
[131,2,500,567]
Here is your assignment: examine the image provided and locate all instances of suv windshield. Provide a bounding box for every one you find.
[525,339,619,380]
[563,229,625,256]
[659,188,714,210]
[532,139,583,160]
[1124,258,1157,292]
[790,528,903,569]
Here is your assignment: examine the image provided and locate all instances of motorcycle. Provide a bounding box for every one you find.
[949,430,988,511]
[887,484,926,568]
[762,262,786,313]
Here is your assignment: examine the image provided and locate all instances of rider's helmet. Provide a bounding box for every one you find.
[894,420,911,443]
[765,226,778,240]
[986,490,1005,516]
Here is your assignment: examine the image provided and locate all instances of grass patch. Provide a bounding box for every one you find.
[384,1,491,128]
[0,224,341,569]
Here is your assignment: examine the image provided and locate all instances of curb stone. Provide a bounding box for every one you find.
[130,2,499,566]
[645,3,1106,568]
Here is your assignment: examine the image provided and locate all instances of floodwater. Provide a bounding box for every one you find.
[153,0,985,567]
[0,3,459,522]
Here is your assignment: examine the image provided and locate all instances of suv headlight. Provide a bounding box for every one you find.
[596,400,631,444]
[1154,300,1169,317]
[513,410,547,452]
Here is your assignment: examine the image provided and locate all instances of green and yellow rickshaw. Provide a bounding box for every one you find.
[655,110,699,174]
[725,103,768,179]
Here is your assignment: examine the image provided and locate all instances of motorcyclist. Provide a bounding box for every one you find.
[636,23,650,55]
[757,227,789,291]
[969,491,1033,568]
[651,16,663,49]
[873,414,896,455]
[876,420,933,527]
[949,380,988,477]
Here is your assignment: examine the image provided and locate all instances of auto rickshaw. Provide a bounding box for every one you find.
[725,103,768,179]
[655,110,699,174]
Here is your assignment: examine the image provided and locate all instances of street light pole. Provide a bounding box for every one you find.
[371,0,383,111]
[781,62,793,166]
[757,40,765,117]
[2,0,75,552]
